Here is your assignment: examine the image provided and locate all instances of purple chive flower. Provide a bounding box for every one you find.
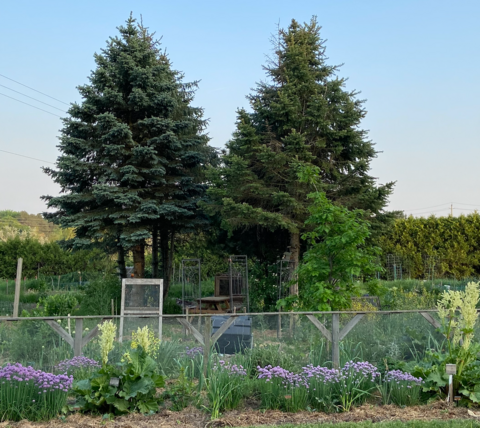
[213,361,247,376]
[0,363,73,392]
[54,356,100,374]
[183,346,203,358]
[384,369,423,385]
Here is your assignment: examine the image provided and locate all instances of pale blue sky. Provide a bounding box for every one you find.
[1,0,479,217]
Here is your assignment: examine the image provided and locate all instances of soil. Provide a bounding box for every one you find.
[0,401,477,428]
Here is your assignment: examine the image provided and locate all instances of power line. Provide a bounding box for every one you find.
[452,202,480,208]
[0,84,66,113]
[403,203,451,212]
[0,149,55,164]
[0,92,62,118]
[0,73,69,105]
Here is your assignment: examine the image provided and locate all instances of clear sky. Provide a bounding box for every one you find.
[1,0,479,217]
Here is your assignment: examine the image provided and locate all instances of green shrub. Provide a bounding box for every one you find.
[79,275,121,315]
[41,293,79,316]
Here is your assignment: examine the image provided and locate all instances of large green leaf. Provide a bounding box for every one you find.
[119,377,154,400]
[138,399,159,414]
[105,395,130,413]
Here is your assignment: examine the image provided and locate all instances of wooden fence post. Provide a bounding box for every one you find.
[203,316,211,377]
[332,313,340,369]
[13,258,22,318]
[74,318,83,357]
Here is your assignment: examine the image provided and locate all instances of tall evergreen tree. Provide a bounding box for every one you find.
[43,17,211,296]
[206,18,394,269]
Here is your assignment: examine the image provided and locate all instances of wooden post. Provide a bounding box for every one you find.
[13,258,22,318]
[332,313,340,369]
[203,316,211,377]
[111,299,114,316]
[159,279,163,343]
[74,318,83,357]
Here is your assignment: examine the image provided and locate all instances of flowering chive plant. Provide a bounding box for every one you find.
[0,363,73,421]
[257,365,308,412]
[258,361,381,413]
[207,360,247,419]
[183,346,203,358]
[55,356,101,380]
[336,361,380,411]
[379,370,423,406]
[301,365,339,412]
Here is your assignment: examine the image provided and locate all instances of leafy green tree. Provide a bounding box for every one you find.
[280,189,381,311]
[42,17,212,294]
[205,18,394,271]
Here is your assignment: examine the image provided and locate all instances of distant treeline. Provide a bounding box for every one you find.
[380,213,480,279]
[0,210,72,243]
[0,238,109,278]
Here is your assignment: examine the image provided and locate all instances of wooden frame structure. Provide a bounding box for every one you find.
[0,309,450,369]
[119,278,163,343]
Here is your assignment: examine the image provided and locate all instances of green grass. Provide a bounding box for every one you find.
[245,421,480,428]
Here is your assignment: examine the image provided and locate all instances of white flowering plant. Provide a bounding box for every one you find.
[73,324,164,415]
[412,282,480,403]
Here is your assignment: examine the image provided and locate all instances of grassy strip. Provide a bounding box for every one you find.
[245,421,480,428]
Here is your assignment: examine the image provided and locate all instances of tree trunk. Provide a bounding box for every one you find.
[159,229,175,298]
[117,242,127,279]
[132,241,145,278]
[152,226,159,278]
[289,232,300,295]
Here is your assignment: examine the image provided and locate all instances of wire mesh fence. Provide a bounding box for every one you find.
[0,310,457,376]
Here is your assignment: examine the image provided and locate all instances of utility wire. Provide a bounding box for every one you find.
[0,149,55,164]
[0,84,66,113]
[0,73,69,105]
[452,202,480,208]
[403,203,451,211]
[0,92,62,118]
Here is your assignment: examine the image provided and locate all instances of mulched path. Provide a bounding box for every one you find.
[0,401,476,428]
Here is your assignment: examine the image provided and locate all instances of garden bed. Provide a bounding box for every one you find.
[0,402,476,428]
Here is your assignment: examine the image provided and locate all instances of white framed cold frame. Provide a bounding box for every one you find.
[119,278,163,343]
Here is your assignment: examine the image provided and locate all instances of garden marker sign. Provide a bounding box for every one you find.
[119,278,164,343]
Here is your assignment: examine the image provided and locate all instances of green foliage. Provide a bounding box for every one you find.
[380,214,480,278]
[41,293,79,316]
[205,18,394,265]
[382,285,438,310]
[42,16,214,290]
[0,237,107,278]
[8,310,71,368]
[282,191,381,311]
[163,367,197,411]
[249,262,279,312]
[282,422,480,428]
[73,346,165,415]
[79,275,121,316]
[241,344,299,378]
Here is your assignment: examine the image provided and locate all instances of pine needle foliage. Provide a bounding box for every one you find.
[42,16,212,281]
[205,17,394,264]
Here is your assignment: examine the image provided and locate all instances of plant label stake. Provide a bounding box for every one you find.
[446,364,456,403]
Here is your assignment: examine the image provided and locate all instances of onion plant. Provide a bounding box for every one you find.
[206,360,247,419]
[379,370,423,406]
[0,363,73,421]
[257,365,308,412]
